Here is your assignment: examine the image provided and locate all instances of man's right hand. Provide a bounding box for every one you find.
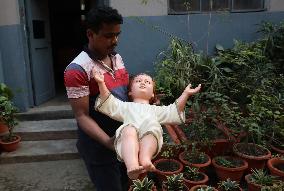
[106,136,116,151]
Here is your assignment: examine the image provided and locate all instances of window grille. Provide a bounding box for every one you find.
[168,0,265,14]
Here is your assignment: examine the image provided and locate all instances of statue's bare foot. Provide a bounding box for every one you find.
[127,166,145,180]
[142,160,156,172]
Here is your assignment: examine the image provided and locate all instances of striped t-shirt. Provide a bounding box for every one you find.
[64,48,129,163]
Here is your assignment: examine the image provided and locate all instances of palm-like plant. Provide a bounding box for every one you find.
[249,169,277,186]
[218,178,241,191]
[131,177,154,191]
[196,186,215,191]
[183,166,201,181]
[163,173,184,191]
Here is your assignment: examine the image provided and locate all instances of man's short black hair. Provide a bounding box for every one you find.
[86,6,123,33]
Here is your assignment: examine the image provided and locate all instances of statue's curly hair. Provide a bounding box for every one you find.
[127,73,158,105]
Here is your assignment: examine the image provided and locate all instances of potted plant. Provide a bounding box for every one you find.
[0,95,20,152]
[0,83,14,136]
[154,143,184,183]
[269,126,284,155]
[189,185,217,191]
[181,91,242,158]
[154,143,183,162]
[233,142,271,173]
[162,173,189,191]
[267,157,284,181]
[261,180,284,191]
[179,143,211,173]
[128,177,157,191]
[183,166,209,189]
[212,155,248,182]
[217,178,242,191]
[245,169,277,191]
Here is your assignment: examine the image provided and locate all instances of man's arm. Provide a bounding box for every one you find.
[69,96,114,151]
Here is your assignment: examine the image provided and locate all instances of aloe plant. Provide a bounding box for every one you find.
[183,166,202,181]
[218,178,240,191]
[249,169,277,186]
[131,177,154,191]
[163,173,184,191]
[196,186,215,191]
[261,180,284,191]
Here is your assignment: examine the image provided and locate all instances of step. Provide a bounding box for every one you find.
[0,159,94,191]
[16,105,74,121]
[0,139,80,164]
[14,119,77,141]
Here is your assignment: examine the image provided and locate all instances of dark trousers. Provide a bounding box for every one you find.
[83,159,128,191]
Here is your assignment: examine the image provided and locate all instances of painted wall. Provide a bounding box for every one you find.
[0,0,30,111]
[111,0,284,17]
[0,24,30,111]
[117,11,284,75]
[0,0,20,26]
[270,0,284,11]
[110,0,167,16]
[0,51,4,83]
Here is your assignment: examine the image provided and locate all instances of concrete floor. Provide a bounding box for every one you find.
[0,159,95,191]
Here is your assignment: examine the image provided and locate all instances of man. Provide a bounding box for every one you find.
[64,7,129,191]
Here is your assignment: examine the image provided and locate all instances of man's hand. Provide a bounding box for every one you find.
[105,136,115,151]
[184,84,202,96]
[92,69,104,83]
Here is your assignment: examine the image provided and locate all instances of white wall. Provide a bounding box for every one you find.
[269,0,284,11]
[110,0,168,16]
[0,0,20,26]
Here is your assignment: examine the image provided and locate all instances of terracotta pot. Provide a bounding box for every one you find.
[170,124,188,142]
[183,171,209,189]
[270,143,284,155]
[164,124,181,144]
[153,158,183,183]
[216,122,247,143]
[179,151,211,173]
[0,135,21,152]
[245,174,262,191]
[212,156,248,182]
[267,157,284,181]
[189,185,218,191]
[202,138,232,158]
[0,121,9,137]
[233,143,271,173]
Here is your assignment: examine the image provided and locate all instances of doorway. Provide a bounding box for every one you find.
[48,0,108,94]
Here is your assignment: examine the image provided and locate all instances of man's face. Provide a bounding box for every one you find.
[88,23,121,57]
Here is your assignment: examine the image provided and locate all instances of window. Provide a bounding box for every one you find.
[168,0,265,14]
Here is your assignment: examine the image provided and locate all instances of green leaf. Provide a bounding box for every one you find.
[216,44,224,51]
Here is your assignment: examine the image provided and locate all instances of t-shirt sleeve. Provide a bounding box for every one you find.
[64,63,89,98]
[154,101,185,125]
[95,94,124,122]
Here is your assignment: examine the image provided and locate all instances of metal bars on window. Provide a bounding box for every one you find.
[168,0,265,14]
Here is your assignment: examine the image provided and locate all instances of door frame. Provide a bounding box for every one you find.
[22,0,56,106]
[18,0,35,107]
